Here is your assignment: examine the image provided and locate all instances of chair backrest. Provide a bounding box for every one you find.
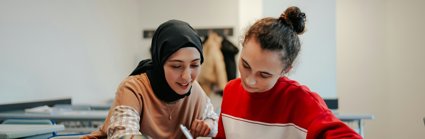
[2,119,55,139]
[48,134,85,139]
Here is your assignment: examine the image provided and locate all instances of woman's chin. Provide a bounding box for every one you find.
[176,87,190,95]
[242,83,257,93]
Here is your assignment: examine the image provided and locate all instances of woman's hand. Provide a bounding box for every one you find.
[190,119,211,137]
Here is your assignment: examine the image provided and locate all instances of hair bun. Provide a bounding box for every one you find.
[280,6,306,34]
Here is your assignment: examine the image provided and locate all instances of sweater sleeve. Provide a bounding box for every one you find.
[307,112,363,139]
[285,85,363,139]
[202,97,219,137]
[214,80,234,139]
[214,112,226,139]
[84,77,144,139]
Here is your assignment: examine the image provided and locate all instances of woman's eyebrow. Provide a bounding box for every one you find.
[191,58,200,62]
[168,58,201,63]
[242,58,275,75]
[167,59,183,63]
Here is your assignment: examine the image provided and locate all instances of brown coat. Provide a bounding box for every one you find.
[197,32,228,96]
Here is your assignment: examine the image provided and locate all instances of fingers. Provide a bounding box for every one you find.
[190,120,199,137]
[195,121,203,137]
[200,123,210,136]
[192,120,203,137]
[190,119,211,137]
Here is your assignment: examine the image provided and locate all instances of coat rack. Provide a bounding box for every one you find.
[143,27,233,39]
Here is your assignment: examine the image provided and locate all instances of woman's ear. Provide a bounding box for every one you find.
[281,66,292,76]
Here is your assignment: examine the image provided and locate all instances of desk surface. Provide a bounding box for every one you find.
[0,124,65,139]
[335,114,374,123]
[0,110,108,121]
[0,109,373,122]
[336,114,374,120]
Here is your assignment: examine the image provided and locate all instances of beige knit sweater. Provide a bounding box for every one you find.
[84,73,217,139]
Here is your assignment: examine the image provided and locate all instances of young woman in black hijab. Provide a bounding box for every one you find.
[84,20,218,139]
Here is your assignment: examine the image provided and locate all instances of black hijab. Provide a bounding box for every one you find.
[130,20,203,102]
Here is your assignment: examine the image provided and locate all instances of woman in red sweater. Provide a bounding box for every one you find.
[215,6,362,139]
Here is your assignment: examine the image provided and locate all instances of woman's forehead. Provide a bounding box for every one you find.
[167,47,200,61]
[242,40,284,73]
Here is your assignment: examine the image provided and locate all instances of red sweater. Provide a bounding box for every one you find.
[215,77,362,139]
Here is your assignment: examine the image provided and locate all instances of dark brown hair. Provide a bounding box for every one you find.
[243,6,306,71]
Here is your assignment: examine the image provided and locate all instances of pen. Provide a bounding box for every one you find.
[180,124,193,139]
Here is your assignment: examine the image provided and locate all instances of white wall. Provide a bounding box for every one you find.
[238,0,263,39]
[337,0,425,138]
[139,0,240,58]
[262,0,337,98]
[0,0,143,105]
[386,0,425,138]
[0,0,243,105]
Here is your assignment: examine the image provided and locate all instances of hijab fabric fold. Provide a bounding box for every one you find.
[130,20,203,102]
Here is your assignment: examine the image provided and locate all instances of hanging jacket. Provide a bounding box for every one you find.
[198,32,228,96]
[220,37,239,81]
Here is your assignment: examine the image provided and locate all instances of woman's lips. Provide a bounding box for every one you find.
[178,82,190,89]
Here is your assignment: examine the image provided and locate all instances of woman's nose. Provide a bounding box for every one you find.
[245,75,256,86]
[181,68,191,82]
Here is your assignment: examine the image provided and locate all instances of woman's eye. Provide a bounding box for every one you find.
[171,65,182,69]
[242,63,249,69]
[260,73,271,78]
[243,65,251,71]
[191,64,200,68]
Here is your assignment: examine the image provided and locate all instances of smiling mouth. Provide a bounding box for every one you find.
[179,83,189,86]
[177,82,190,88]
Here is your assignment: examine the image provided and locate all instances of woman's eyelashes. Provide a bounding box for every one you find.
[242,60,272,79]
[242,61,251,70]
[169,64,200,69]
[190,64,200,68]
[260,72,272,78]
[171,65,182,69]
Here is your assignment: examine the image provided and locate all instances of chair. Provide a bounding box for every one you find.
[2,119,54,125]
[48,134,85,139]
[1,119,56,139]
